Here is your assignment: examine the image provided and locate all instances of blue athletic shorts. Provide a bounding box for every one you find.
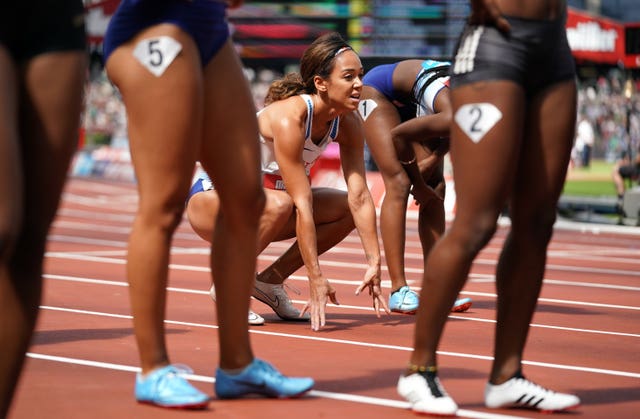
[103,0,229,66]
[363,62,416,121]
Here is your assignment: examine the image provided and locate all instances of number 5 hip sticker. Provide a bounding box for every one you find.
[133,36,183,77]
[454,103,502,143]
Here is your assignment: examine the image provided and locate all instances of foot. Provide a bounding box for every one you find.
[247,310,265,326]
[397,370,458,416]
[215,358,314,399]
[252,279,310,321]
[388,286,419,314]
[389,286,473,314]
[135,365,209,409]
[210,284,265,326]
[484,371,580,412]
[451,297,472,313]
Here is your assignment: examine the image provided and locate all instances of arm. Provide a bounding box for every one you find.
[338,112,389,316]
[391,91,452,206]
[267,100,337,330]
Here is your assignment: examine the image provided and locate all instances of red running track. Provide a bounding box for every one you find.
[8,177,640,419]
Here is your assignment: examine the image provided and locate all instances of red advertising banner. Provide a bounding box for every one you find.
[566,7,640,68]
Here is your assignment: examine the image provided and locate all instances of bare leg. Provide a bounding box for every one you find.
[0,49,85,417]
[416,181,445,264]
[409,81,525,369]
[490,79,576,384]
[361,94,410,292]
[199,40,265,369]
[257,188,354,284]
[186,188,292,253]
[611,162,627,198]
[106,25,202,373]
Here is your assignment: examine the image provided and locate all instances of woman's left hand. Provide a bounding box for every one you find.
[302,276,339,331]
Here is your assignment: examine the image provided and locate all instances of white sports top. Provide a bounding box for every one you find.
[413,59,450,118]
[260,94,340,176]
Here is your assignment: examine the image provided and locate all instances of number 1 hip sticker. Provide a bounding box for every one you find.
[358,99,378,121]
[133,36,183,77]
[454,103,502,143]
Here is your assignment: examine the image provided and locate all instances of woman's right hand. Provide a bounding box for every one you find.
[410,183,443,207]
[469,0,511,33]
[301,276,339,331]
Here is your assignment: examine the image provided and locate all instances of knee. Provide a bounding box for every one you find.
[512,207,557,245]
[0,215,22,262]
[383,170,411,199]
[224,186,266,227]
[140,199,185,234]
[265,193,293,222]
[451,214,498,256]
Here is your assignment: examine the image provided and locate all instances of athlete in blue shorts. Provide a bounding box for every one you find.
[359,60,472,315]
[103,0,313,409]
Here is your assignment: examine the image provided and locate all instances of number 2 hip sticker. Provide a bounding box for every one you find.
[133,36,183,77]
[454,103,502,143]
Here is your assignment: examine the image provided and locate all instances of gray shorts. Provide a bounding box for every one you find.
[450,14,576,97]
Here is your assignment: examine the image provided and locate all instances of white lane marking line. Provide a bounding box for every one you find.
[38,305,640,379]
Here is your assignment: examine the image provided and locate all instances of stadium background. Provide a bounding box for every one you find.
[75,1,640,220]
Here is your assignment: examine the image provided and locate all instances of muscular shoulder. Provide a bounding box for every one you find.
[258,96,307,139]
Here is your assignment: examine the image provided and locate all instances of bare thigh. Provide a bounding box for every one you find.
[449,80,526,230]
[0,47,21,240]
[360,89,404,179]
[272,187,351,241]
[106,24,202,217]
[199,40,263,222]
[510,79,577,222]
[20,52,87,240]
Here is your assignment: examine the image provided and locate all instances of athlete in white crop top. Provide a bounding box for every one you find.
[187,32,388,331]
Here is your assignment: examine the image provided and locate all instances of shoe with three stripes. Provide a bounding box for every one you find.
[484,371,580,412]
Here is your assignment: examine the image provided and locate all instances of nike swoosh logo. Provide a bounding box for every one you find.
[254,288,280,308]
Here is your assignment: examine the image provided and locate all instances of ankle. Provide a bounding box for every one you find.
[405,363,437,377]
[258,266,285,285]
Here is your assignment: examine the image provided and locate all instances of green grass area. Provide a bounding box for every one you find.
[562,160,617,197]
[562,179,617,196]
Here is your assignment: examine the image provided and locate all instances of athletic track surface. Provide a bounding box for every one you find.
[9,177,640,419]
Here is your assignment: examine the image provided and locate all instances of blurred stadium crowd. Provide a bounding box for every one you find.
[77,67,638,180]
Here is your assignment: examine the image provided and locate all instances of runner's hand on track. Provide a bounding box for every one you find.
[411,184,442,207]
[355,264,390,317]
[302,276,339,331]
